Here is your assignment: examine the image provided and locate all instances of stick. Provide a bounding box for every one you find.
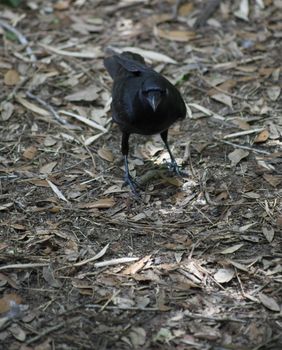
[0,20,37,62]
[26,91,77,128]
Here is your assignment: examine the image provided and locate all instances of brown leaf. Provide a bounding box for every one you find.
[4,69,20,86]
[78,198,115,209]
[263,174,282,187]
[23,146,38,160]
[123,255,151,275]
[254,130,269,143]
[0,293,22,314]
[97,148,114,162]
[53,0,70,10]
[179,2,194,16]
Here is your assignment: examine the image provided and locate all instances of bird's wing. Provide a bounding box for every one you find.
[104,51,152,79]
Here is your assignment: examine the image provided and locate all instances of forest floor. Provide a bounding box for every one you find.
[0,0,281,349]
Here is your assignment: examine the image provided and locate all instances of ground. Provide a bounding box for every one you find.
[0,0,281,349]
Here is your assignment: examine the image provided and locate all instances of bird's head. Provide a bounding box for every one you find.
[141,78,168,112]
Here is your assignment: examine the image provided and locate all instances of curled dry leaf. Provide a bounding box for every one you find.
[228,149,249,167]
[254,130,269,143]
[214,268,235,283]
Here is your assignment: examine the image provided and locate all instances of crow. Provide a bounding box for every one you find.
[104,51,186,195]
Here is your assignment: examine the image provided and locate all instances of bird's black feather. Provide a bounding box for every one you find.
[104,51,187,195]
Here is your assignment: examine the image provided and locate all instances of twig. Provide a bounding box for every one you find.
[0,20,37,62]
[215,138,271,155]
[26,91,77,128]
[0,263,49,271]
[94,257,139,268]
[223,128,264,139]
[85,304,159,311]
[99,290,120,312]
[26,322,65,345]
[184,311,246,323]
[59,110,108,133]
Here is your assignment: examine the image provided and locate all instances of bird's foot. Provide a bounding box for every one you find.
[123,173,141,197]
[168,160,188,177]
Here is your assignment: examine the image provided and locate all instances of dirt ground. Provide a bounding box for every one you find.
[0,0,281,349]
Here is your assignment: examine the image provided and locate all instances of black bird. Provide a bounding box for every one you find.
[104,51,186,195]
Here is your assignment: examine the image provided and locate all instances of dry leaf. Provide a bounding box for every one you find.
[1,101,14,121]
[47,180,68,202]
[258,293,280,312]
[118,47,177,64]
[0,293,22,314]
[65,85,100,102]
[129,327,146,348]
[78,198,115,209]
[123,255,151,275]
[263,174,282,187]
[254,130,269,143]
[266,86,280,101]
[97,148,114,162]
[220,244,244,254]
[235,0,249,21]
[23,146,38,160]
[154,26,196,42]
[262,226,275,242]
[214,268,235,283]
[179,2,194,16]
[228,149,249,167]
[40,161,57,174]
[4,70,20,86]
[211,93,233,108]
[44,136,57,147]
[0,203,13,211]
[53,0,70,10]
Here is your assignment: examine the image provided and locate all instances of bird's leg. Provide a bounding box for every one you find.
[160,130,186,176]
[121,132,140,196]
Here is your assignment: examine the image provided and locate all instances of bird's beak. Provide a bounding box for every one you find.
[147,92,162,112]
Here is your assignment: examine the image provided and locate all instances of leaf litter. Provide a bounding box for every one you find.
[0,0,281,349]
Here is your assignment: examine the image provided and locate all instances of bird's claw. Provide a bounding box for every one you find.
[123,174,141,197]
[168,161,188,177]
